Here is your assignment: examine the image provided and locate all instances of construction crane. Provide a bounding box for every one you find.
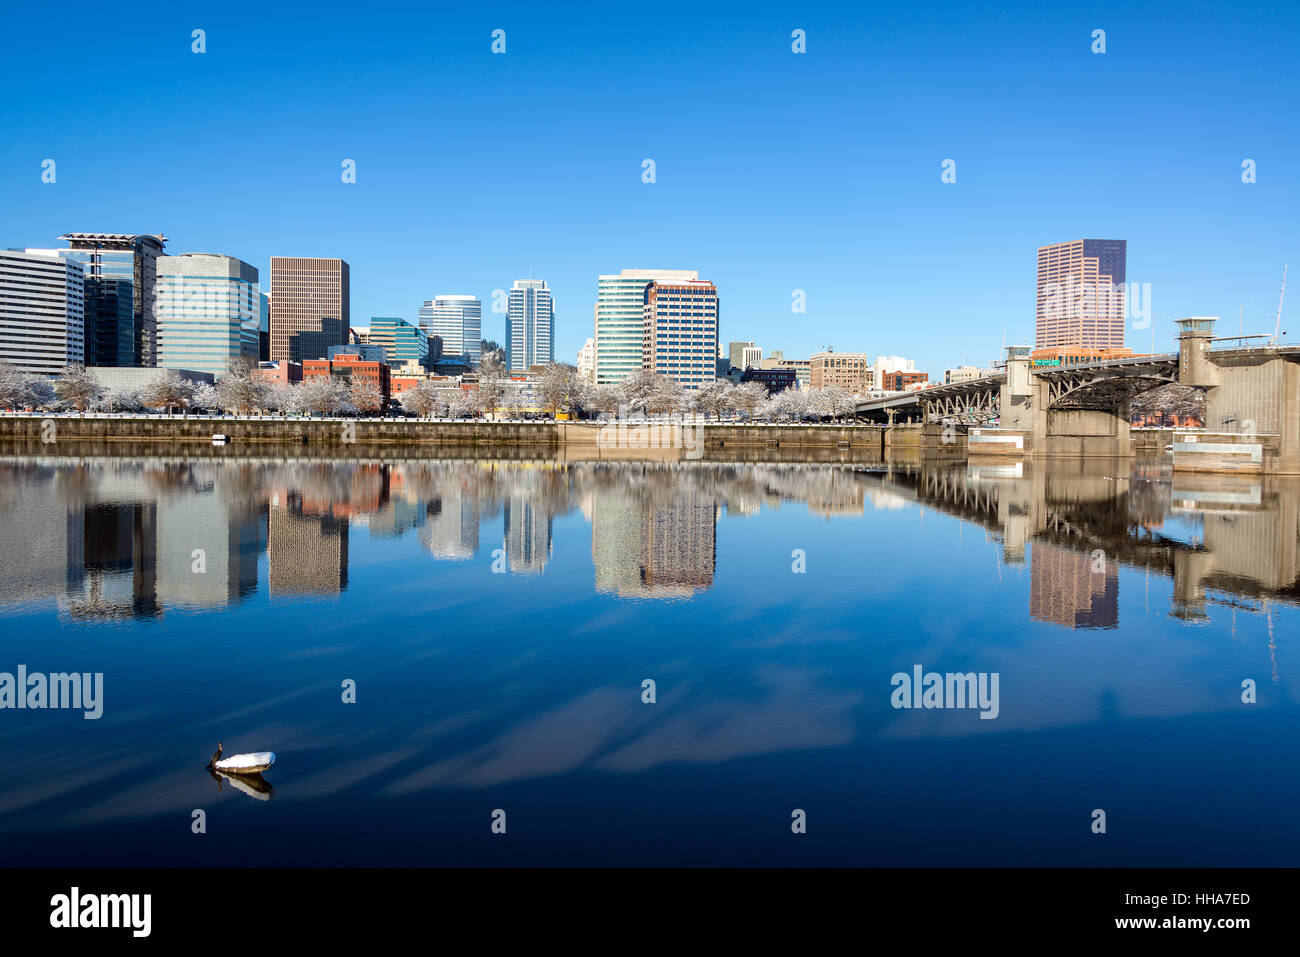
[1272,265,1287,344]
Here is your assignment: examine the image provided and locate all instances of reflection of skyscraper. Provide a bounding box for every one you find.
[68,503,159,619]
[155,495,261,608]
[368,496,425,539]
[592,486,717,598]
[419,492,479,559]
[1029,541,1118,628]
[504,497,552,574]
[0,469,83,607]
[268,495,348,595]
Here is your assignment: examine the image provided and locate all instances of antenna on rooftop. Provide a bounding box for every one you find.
[1272,265,1287,344]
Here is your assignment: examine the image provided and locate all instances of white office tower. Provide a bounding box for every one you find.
[420,295,482,365]
[506,279,554,372]
[593,269,698,386]
[1,249,84,374]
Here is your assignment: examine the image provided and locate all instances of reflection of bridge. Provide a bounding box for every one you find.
[854,321,1300,472]
[852,459,1300,625]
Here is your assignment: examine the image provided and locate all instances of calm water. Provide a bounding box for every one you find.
[0,450,1297,866]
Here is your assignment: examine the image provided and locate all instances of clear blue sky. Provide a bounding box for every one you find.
[2,1,1296,373]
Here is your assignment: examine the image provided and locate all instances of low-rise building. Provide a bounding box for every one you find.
[740,367,797,394]
[810,351,871,393]
[762,356,811,388]
[328,343,387,362]
[87,366,214,391]
[254,360,302,385]
[302,353,391,407]
[882,370,929,391]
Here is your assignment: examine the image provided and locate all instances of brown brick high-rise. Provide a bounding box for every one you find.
[269,257,349,362]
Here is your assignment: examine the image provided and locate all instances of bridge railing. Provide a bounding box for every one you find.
[1208,335,1275,351]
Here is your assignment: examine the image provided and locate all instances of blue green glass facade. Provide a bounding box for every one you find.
[370,316,429,369]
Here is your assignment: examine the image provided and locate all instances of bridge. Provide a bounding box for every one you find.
[853,318,1300,472]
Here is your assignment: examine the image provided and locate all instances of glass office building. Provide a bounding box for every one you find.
[369,316,429,369]
[506,279,554,372]
[155,254,260,377]
[419,296,481,365]
[594,269,698,386]
[55,233,166,367]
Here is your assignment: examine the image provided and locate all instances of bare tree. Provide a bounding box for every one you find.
[450,388,486,418]
[217,357,268,414]
[140,371,195,413]
[475,358,506,417]
[581,384,620,417]
[350,379,384,414]
[101,387,144,413]
[402,380,445,418]
[54,365,101,412]
[299,376,351,415]
[190,382,220,411]
[692,379,733,420]
[729,381,768,419]
[537,362,583,416]
[266,382,306,415]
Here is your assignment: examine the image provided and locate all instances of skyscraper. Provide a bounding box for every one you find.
[506,279,554,372]
[155,253,260,376]
[1035,239,1127,350]
[55,233,166,367]
[594,269,699,386]
[269,257,350,362]
[419,296,482,365]
[643,278,720,390]
[1,250,84,374]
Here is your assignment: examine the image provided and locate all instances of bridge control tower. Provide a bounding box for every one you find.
[1176,316,1219,387]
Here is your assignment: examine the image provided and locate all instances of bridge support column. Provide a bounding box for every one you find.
[993,349,1048,453]
[1044,405,1132,458]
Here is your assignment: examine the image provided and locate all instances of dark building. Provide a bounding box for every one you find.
[58,233,167,367]
[740,367,797,394]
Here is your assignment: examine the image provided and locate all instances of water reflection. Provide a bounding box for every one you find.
[208,767,275,802]
[0,455,1298,626]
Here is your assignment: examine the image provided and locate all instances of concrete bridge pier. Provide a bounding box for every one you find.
[1044,404,1133,458]
[1176,316,1300,474]
[994,350,1133,458]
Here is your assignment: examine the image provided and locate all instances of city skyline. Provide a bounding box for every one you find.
[2,4,1294,378]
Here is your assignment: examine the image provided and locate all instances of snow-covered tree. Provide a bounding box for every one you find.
[53,365,101,411]
[139,371,195,412]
